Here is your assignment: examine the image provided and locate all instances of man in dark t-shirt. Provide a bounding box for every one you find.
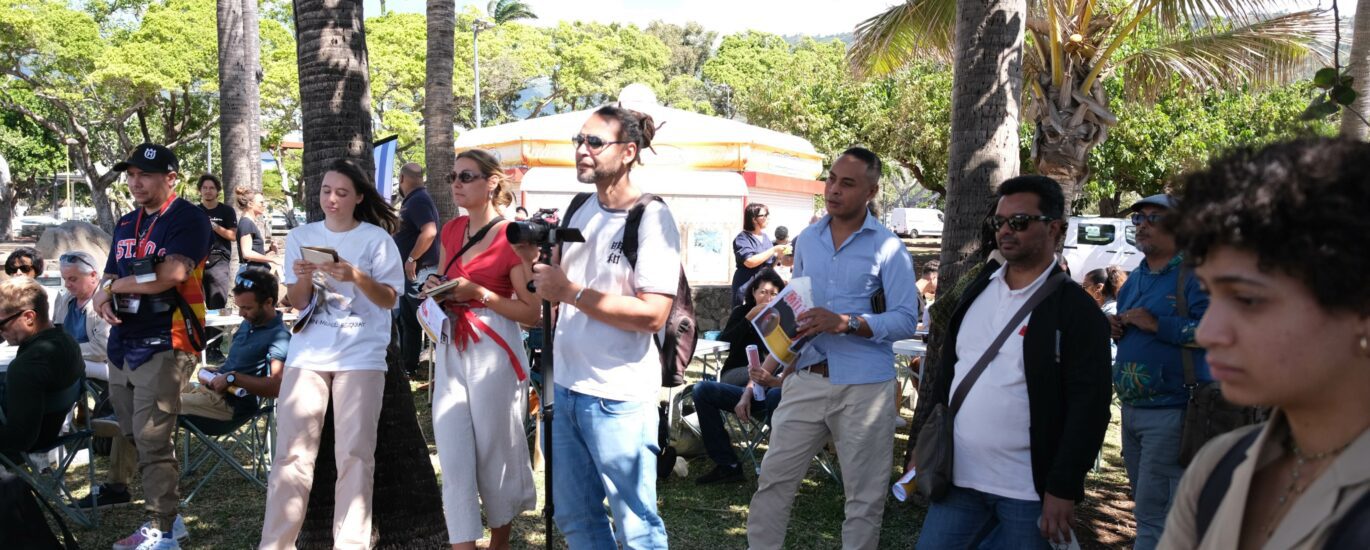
[92,143,210,546]
[198,174,236,363]
[392,162,439,375]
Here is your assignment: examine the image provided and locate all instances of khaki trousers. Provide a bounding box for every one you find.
[746,370,898,550]
[91,419,138,486]
[108,349,197,530]
[180,385,235,421]
[259,367,384,550]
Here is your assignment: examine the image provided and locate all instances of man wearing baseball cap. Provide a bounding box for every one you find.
[92,143,211,550]
[1109,193,1211,550]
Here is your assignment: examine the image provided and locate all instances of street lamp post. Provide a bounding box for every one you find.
[63,137,78,220]
[473,18,494,128]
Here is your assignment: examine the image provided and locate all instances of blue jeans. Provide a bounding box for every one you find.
[1121,405,1186,550]
[691,381,781,467]
[550,385,668,549]
[916,486,1051,550]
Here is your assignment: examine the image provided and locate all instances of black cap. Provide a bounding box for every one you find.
[113,143,179,174]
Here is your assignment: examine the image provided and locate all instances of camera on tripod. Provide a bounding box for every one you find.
[506,208,585,247]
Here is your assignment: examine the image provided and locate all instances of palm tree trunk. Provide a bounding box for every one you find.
[938,0,1026,294]
[1031,72,1112,212]
[425,0,458,221]
[294,0,375,223]
[0,152,11,240]
[218,0,263,199]
[297,337,449,549]
[1341,0,1370,140]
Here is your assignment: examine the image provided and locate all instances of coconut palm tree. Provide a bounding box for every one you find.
[1343,0,1370,139]
[851,0,1332,204]
[486,0,537,24]
[425,0,457,220]
[217,0,262,199]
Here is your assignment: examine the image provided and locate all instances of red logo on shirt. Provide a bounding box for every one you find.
[1018,325,1028,337]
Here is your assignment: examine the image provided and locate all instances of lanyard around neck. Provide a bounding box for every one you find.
[134,194,177,258]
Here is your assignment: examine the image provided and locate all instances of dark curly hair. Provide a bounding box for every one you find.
[1167,137,1370,315]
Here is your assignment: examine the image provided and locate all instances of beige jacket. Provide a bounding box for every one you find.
[51,289,110,365]
[1158,410,1370,549]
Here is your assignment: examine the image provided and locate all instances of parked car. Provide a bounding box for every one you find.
[17,215,63,238]
[888,207,944,238]
[1062,216,1142,282]
[270,209,306,232]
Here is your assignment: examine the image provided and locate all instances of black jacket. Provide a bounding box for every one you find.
[920,264,1112,501]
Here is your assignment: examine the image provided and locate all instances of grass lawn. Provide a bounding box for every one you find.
[59,365,1136,549]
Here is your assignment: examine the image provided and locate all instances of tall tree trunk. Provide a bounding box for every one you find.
[292,2,447,547]
[1030,71,1112,212]
[0,151,12,240]
[218,0,262,200]
[1341,0,1370,140]
[938,0,1026,295]
[425,0,458,221]
[294,0,375,224]
[244,0,263,193]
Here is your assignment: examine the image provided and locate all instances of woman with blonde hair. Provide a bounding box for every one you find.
[422,148,538,550]
[1158,137,1370,549]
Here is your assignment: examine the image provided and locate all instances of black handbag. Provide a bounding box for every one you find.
[915,272,1067,501]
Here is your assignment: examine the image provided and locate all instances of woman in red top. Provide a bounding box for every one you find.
[421,149,540,550]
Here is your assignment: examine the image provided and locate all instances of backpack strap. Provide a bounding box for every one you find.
[1325,489,1370,549]
[621,193,663,269]
[1176,267,1198,390]
[1196,428,1262,541]
[555,192,595,262]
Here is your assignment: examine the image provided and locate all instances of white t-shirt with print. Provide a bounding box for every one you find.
[283,221,405,372]
[554,196,681,402]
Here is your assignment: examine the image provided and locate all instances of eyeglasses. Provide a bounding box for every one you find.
[1130,212,1167,226]
[449,171,486,184]
[755,212,769,218]
[5,264,34,275]
[60,253,95,270]
[986,214,1057,232]
[0,309,29,329]
[571,134,628,151]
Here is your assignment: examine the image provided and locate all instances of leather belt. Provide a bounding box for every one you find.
[805,361,829,377]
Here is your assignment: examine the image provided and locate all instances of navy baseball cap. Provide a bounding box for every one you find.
[113,143,179,173]
[1127,194,1175,212]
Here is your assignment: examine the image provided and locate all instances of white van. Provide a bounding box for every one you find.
[1062,216,1142,282]
[888,207,944,238]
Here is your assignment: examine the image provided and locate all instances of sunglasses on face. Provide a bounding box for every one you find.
[5,264,34,275]
[61,253,94,270]
[571,134,628,151]
[1131,212,1167,226]
[986,214,1057,232]
[449,171,486,184]
[0,309,29,329]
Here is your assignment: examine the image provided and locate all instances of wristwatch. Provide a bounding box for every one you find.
[405,257,416,264]
[225,373,237,385]
[844,314,862,334]
[101,279,115,296]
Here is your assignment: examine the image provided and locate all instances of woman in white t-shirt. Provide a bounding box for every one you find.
[421,149,539,550]
[260,159,405,549]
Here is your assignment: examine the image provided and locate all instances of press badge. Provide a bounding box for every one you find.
[130,257,157,284]
[116,294,141,314]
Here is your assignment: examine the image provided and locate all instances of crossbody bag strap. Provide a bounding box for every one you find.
[1176,267,1197,388]
[439,217,504,277]
[949,272,1068,414]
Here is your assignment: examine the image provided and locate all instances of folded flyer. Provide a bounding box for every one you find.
[750,276,815,366]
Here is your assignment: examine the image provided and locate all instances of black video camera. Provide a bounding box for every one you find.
[507,208,584,247]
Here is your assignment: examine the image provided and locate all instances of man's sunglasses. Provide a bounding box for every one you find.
[986,214,1057,232]
[448,171,486,184]
[571,134,628,151]
[0,309,30,328]
[61,253,95,270]
[1130,212,1167,226]
[5,264,35,275]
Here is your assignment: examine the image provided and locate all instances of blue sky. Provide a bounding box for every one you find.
[363,0,1338,36]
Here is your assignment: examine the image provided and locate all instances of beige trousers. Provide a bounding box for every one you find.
[746,370,898,550]
[180,385,235,421]
[259,367,384,550]
[108,349,197,530]
[91,419,138,486]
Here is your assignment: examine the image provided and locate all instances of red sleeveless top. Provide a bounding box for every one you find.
[438,216,527,381]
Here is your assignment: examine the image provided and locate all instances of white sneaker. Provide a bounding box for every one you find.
[133,527,181,550]
[112,516,188,550]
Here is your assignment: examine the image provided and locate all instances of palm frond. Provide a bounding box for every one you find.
[1116,9,1332,101]
[1148,0,1283,32]
[848,0,956,78]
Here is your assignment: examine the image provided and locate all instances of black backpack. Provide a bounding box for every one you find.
[0,472,79,549]
[561,192,697,387]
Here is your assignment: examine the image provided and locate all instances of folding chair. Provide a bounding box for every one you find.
[697,387,842,490]
[177,399,275,505]
[0,379,99,528]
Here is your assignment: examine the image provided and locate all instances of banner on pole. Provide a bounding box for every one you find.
[373,135,399,200]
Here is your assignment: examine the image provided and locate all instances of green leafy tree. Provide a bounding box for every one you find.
[540,22,671,113]
[646,21,717,79]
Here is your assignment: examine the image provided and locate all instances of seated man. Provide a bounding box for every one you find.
[691,357,784,484]
[0,278,84,459]
[181,269,288,421]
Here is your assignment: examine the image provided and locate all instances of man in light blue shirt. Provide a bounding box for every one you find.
[747,147,920,550]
